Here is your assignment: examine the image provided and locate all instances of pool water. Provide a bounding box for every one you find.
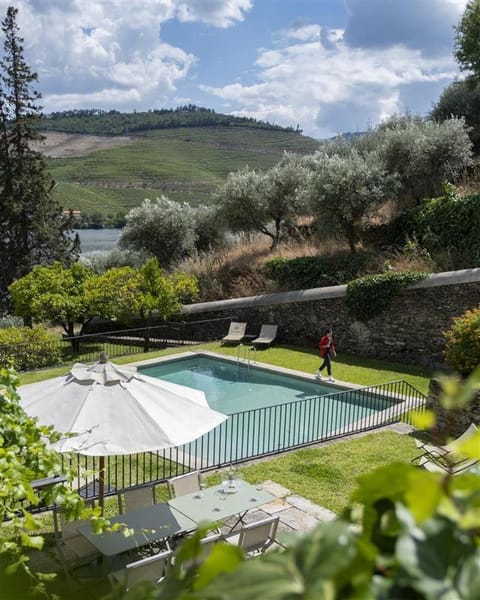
[139,354,395,464]
[140,355,336,414]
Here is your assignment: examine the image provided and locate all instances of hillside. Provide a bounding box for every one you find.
[38,111,320,223]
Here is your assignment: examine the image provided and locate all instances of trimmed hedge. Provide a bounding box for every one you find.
[262,252,376,290]
[346,271,427,322]
[0,326,62,371]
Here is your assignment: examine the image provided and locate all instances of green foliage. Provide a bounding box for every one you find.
[262,251,375,289]
[120,196,198,269]
[0,7,77,307]
[303,149,397,254]
[84,257,198,324]
[0,366,87,596]
[216,159,306,248]
[407,190,480,268]
[374,115,472,204]
[9,261,95,337]
[431,79,480,153]
[455,0,480,83]
[346,271,427,322]
[444,306,480,375]
[120,198,226,266]
[0,326,61,371]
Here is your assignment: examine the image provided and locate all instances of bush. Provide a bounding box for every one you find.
[346,270,427,322]
[406,190,480,268]
[262,252,376,290]
[0,326,61,371]
[444,306,480,375]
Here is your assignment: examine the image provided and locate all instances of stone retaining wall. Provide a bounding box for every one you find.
[180,268,480,369]
[426,379,480,437]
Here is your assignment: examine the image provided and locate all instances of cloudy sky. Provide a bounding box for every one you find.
[0,0,468,139]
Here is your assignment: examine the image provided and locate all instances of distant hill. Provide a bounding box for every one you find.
[38,107,320,227]
[38,105,303,136]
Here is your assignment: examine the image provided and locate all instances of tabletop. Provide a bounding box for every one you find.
[77,501,196,556]
[168,480,276,525]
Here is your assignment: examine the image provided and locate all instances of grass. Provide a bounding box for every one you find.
[18,341,432,393]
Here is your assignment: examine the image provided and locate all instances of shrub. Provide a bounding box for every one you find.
[262,251,376,290]
[444,306,480,375]
[346,270,427,322]
[406,190,480,268]
[0,326,61,371]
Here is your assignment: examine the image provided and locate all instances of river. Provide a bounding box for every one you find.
[74,229,122,255]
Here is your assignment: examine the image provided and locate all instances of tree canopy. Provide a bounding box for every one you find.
[455,0,480,84]
[120,197,198,269]
[303,149,397,254]
[0,6,77,307]
[9,259,198,334]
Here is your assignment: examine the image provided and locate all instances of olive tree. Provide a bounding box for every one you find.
[120,196,197,269]
[303,150,397,254]
[431,79,480,152]
[217,155,306,249]
[375,115,472,204]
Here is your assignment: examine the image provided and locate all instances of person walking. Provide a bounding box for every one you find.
[316,327,336,382]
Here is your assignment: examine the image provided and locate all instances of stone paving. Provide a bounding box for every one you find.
[219,479,336,542]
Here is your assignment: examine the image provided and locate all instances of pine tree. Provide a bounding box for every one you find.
[0,6,78,308]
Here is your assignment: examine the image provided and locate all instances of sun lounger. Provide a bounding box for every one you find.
[419,455,478,475]
[251,324,278,348]
[413,423,479,473]
[413,423,479,464]
[221,322,247,345]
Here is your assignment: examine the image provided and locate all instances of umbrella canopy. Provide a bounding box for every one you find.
[19,356,227,456]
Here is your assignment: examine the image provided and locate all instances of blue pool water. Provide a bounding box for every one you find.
[139,354,395,464]
[140,355,337,414]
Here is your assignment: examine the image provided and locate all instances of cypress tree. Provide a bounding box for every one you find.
[0,6,78,308]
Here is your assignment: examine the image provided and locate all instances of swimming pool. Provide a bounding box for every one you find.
[138,353,403,466]
[140,354,344,413]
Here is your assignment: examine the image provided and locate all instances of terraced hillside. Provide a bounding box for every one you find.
[47,126,320,217]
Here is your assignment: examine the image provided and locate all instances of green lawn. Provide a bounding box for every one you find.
[18,341,432,394]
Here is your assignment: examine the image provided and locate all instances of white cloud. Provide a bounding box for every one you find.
[201,0,467,138]
[202,35,458,138]
[174,0,252,27]
[0,0,248,112]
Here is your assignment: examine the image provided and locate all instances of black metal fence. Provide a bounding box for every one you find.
[57,379,425,506]
[1,317,234,371]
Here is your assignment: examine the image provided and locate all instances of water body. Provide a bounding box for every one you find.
[74,229,122,255]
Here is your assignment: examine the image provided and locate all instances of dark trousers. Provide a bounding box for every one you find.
[319,353,332,376]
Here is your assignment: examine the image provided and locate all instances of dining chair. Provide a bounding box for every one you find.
[109,548,173,591]
[53,509,101,579]
[181,532,224,571]
[226,515,281,556]
[167,471,201,498]
[118,485,156,514]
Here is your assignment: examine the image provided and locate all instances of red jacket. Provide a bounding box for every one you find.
[319,335,335,358]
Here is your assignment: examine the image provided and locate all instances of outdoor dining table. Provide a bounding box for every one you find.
[77,501,197,558]
[168,480,276,531]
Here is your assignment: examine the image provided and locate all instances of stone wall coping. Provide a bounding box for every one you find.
[182,268,480,315]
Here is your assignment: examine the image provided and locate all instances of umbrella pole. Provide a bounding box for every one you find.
[98,455,105,515]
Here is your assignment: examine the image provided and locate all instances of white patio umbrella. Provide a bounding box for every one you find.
[19,353,227,512]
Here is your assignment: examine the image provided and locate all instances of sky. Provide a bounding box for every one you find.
[0,0,469,140]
